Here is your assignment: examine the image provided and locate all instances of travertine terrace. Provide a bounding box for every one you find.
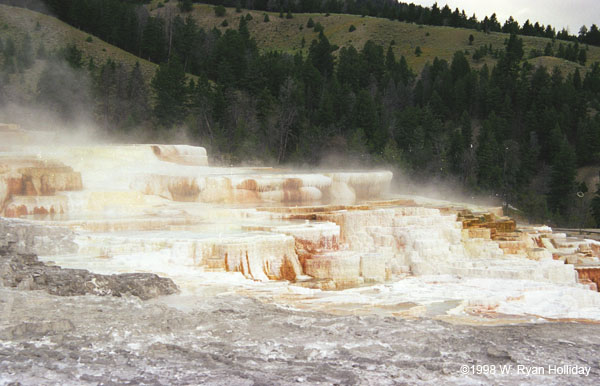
[2,123,600,322]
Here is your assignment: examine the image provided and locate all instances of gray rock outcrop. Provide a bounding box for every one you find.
[0,242,178,299]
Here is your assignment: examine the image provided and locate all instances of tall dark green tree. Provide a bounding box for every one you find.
[61,43,84,68]
[95,59,128,128]
[126,62,150,127]
[590,173,600,226]
[336,46,361,91]
[548,138,577,217]
[460,110,472,148]
[172,16,200,73]
[353,89,378,143]
[151,57,188,126]
[360,40,385,86]
[141,17,166,63]
[476,115,502,190]
[448,127,464,174]
[178,0,193,13]
[308,32,334,77]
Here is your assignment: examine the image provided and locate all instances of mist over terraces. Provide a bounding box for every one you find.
[1,124,600,313]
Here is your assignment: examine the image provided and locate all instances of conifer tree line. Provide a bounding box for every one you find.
[2,2,600,227]
[0,33,150,131]
[4,0,600,48]
[201,0,600,46]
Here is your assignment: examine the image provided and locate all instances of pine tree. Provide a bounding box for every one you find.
[353,89,380,149]
[460,110,472,148]
[381,139,406,168]
[238,16,249,40]
[308,32,334,77]
[348,127,369,158]
[337,46,361,91]
[178,0,193,13]
[141,17,166,63]
[151,57,188,126]
[448,128,464,174]
[360,40,385,86]
[505,33,524,63]
[450,51,470,81]
[62,43,84,69]
[547,123,563,161]
[518,131,540,186]
[591,172,600,226]
[578,48,587,65]
[548,138,577,217]
[214,5,226,17]
[476,117,502,190]
[385,45,396,71]
[126,62,150,127]
[96,59,118,127]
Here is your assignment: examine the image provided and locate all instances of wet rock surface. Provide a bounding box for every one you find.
[0,219,77,256]
[0,288,599,385]
[0,241,179,301]
[0,218,179,300]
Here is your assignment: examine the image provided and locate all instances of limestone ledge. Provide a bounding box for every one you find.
[131,171,393,205]
[0,158,82,216]
[1,137,599,291]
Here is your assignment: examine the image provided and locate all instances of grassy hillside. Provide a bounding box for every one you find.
[0,4,159,101]
[151,2,600,73]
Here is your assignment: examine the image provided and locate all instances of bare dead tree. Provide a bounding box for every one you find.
[135,6,149,57]
[276,77,298,164]
[382,78,399,137]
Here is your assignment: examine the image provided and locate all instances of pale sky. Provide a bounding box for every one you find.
[408,0,599,33]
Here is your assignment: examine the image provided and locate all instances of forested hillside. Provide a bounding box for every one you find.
[2,1,600,228]
[23,0,600,46]
[143,3,599,75]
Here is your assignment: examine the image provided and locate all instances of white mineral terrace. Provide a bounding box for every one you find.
[2,132,600,324]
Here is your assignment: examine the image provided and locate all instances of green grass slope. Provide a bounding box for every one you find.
[151,2,600,73]
[0,4,159,100]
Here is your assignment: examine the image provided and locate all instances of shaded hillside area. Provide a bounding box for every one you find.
[0,5,158,89]
[149,2,600,74]
[2,2,600,228]
[0,4,160,132]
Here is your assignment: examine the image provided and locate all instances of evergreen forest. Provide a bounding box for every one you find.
[2,0,600,227]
